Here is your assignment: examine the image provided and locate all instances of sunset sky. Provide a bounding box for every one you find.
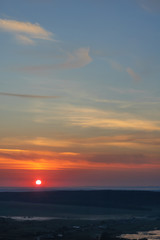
[0,0,160,187]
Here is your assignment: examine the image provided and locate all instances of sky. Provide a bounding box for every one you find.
[0,0,160,187]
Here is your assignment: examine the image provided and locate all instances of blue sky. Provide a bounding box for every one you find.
[0,0,160,187]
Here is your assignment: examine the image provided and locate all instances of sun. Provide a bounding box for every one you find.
[36,179,42,185]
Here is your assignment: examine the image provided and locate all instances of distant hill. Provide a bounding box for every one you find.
[0,190,160,210]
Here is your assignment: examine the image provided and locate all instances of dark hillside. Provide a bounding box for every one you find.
[0,190,160,210]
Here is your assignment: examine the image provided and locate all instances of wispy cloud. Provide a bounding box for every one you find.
[30,102,160,131]
[27,137,71,148]
[108,59,141,82]
[21,48,92,71]
[72,117,160,131]
[0,137,72,149]
[16,34,35,45]
[0,148,160,170]
[108,87,146,95]
[108,60,123,71]
[0,18,54,44]
[65,106,160,131]
[0,92,58,99]
[126,68,141,81]
[139,0,160,13]
[1,130,160,170]
[61,48,92,69]
[0,148,89,170]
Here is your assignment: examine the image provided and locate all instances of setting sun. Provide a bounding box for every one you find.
[36,180,42,185]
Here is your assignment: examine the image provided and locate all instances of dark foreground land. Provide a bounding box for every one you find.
[0,190,160,239]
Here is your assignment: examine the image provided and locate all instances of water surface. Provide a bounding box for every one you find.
[120,230,160,240]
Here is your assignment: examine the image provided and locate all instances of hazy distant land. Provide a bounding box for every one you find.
[0,190,160,239]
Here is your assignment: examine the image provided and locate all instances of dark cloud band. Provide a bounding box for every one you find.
[0,92,58,99]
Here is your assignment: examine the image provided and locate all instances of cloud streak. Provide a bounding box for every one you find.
[64,106,160,131]
[1,130,160,156]
[126,68,141,81]
[60,48,92,69]
[21,48,92,71]
[108,60,141,81]
[0,148,160,171]
[0,18,54,44]
[139,0,160,13]
[31,103,160,132]
[72,117,160,131]
[0,92,58,99]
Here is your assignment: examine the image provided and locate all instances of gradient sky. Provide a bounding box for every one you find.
[0,0,160,187]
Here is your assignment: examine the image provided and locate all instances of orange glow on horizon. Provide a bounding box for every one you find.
[0,148,160,171]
